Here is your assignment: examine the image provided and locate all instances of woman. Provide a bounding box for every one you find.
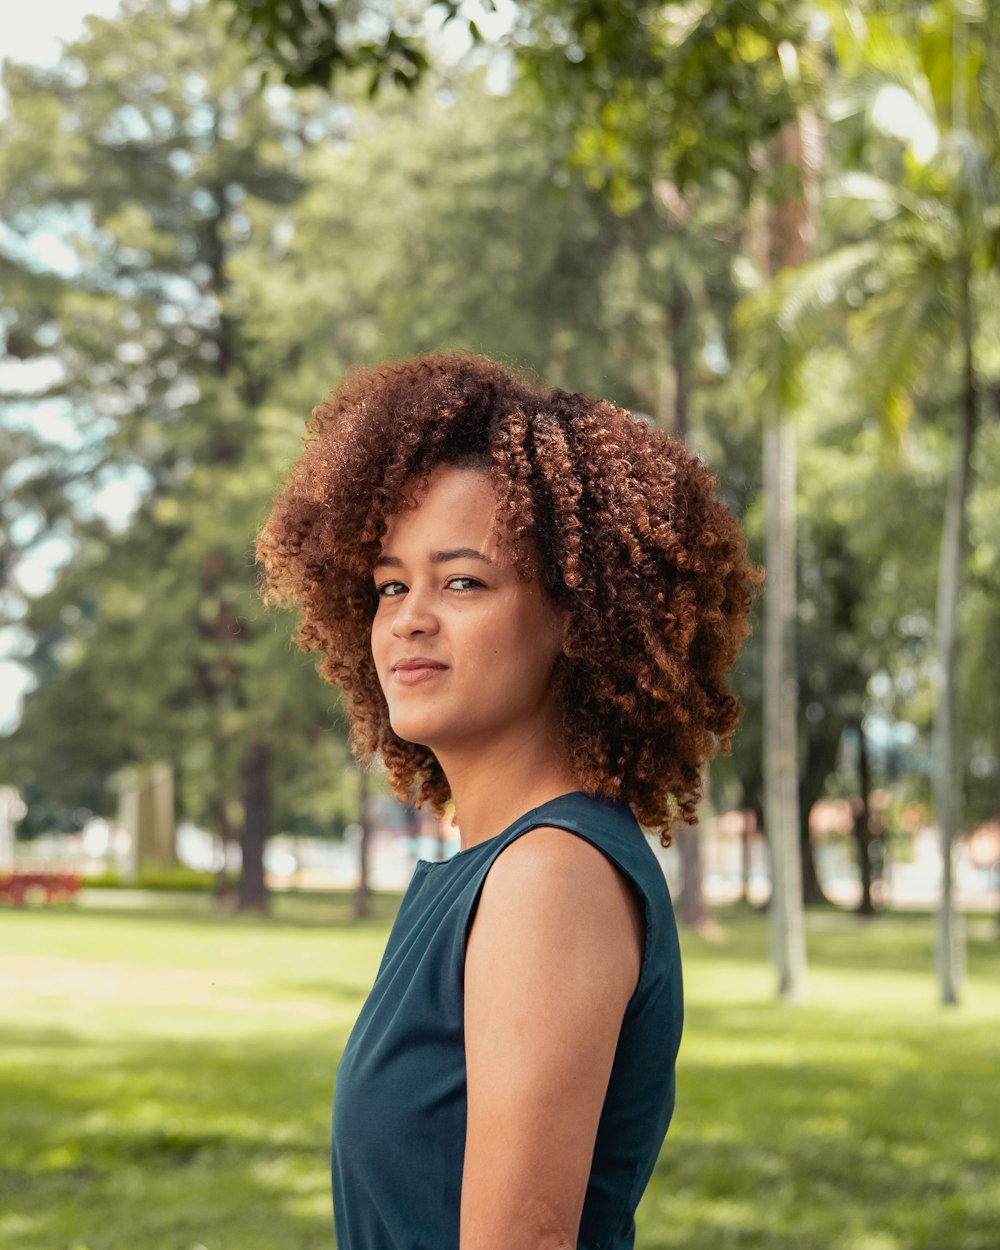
[257,352,761,1250]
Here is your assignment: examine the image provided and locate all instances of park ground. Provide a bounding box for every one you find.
[1,897,998,1250]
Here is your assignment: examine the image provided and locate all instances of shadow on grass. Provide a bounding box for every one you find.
[636,1028,1000,1250]
[3,1016,998,1250]
[4,903,998,1250]
[0,1030,340,1250]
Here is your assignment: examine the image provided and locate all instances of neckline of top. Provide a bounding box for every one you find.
[416,790,600,868]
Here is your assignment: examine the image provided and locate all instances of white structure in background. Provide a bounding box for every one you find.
[109,761,176,880]
[81,817,110,858]
[80,815,132,875]
[0,786,27,871]
[176,821,225,872]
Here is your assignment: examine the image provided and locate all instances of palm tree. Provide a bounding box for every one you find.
[762,3,998,1003]
[749,102,823,1003]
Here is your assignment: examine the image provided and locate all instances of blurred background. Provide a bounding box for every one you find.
[1,2,998,1248]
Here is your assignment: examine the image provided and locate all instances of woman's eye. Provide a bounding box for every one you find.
[376,581,406,598]
[447,576,483,592]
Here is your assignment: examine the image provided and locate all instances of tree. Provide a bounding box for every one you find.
[0,0,350,907]
[512,1,818,995]
[748,98,822,999]
[764,1,999,1001]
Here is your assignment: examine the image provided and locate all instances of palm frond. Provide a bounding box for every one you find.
[824,172,930,222]
[737,240,879,352]
[853,250,957,445]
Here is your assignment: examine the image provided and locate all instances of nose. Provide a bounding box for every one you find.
[391,584,440,639]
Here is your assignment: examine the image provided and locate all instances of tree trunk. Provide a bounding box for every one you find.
[669,286,692,445]
[740,807,757,903]
[677,825,711,929]
[668,293,712,929]
[354,765,372,920]
[213,792,237,904]
[798,731,833,905]
[995,649,1000,942]
[238,739,270,912]
[853,719,875,917]
[799,819,825,905]
[932,270,978,1004]
[763,414,806,1000]
[755,106,818,1002]
[734,768,764,905]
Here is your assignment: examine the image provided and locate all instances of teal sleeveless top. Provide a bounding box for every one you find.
[330,791,684,1250]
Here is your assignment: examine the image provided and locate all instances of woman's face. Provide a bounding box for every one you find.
[370,465,567,755]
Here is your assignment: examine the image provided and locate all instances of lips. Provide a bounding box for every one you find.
[391,658,449,687]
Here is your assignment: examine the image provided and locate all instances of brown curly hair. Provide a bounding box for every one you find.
[256,352,762,842]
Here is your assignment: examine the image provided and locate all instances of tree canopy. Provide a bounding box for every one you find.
[1,0,998,954]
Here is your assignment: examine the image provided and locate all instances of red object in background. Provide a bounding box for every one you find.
[0,872,80,906]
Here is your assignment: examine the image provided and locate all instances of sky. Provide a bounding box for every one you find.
[1,0,124,75]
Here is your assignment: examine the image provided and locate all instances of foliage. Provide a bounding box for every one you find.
[744,1,1000,840]
[213,0,471,91]
[735,2,1000,410]
[219,0,813,203]
[0,0,352,857]
[82,865,219,890]
[515,0,812,210]
[2,903,998,1249]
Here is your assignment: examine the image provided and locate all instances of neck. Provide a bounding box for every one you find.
[435,712,579,850]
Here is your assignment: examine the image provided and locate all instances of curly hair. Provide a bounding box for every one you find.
[256,351,763,842]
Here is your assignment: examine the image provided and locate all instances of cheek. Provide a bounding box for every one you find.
[370,614,390,673]
[519,594,565,664]
[473,608,561,687]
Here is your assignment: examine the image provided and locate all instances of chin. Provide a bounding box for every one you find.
[387,713,437,749]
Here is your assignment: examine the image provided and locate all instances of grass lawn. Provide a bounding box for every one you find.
[2,896,998,1250]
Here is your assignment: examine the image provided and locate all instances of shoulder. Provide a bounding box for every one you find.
[471,825,644,995]
[482,823,635,904]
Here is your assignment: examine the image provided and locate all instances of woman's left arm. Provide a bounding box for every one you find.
[460,826,644,1250]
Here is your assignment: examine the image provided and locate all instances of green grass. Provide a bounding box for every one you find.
[648,908,1000,1250]
[1,899,998,1250]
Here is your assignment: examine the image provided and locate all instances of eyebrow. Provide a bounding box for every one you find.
[373,548,495,571]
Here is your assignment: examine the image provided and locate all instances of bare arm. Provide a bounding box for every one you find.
[460,826,644,1250]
